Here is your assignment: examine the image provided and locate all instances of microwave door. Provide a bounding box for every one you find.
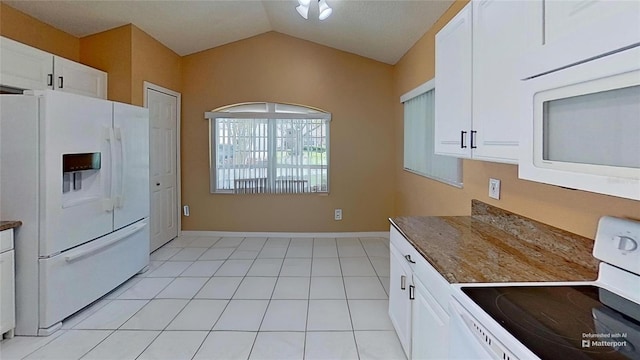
[520,46,640,201]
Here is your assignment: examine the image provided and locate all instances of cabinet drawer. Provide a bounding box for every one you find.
[0,229,14,253]
[390,226,422,268]
[414,255,451,312]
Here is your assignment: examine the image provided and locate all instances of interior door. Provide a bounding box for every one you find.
[112,102,150,230]
[146,86,179,252]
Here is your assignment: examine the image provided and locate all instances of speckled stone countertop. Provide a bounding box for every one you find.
[0,221,22,231]
[390,200,599,284]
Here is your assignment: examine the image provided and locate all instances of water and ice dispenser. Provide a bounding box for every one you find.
[62,153,101,192]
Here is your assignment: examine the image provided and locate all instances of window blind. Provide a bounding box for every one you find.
[402,82,462,187]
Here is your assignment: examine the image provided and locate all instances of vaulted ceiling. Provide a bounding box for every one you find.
[3,0,453,64]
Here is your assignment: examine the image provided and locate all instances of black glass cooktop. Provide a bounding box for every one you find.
[462,285,640,360]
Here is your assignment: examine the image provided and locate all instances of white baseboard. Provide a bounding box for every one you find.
[179,230,389,239]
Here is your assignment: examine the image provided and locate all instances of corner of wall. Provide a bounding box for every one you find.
[130,25,182,106]
[79,25,134,104]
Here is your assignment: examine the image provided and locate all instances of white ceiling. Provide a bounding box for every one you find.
[3,0,453,64]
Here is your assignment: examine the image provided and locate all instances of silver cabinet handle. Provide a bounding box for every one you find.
[400,275,406,290]
[409,285,415,300]
[404,254,416,264]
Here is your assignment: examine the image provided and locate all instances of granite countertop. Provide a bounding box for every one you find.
[390,200,599,284]
[0,221,22,231]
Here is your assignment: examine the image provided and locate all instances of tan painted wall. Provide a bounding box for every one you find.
[131,26,181,106]
[181,32,395,232]
[0,3,79,61]
[392,0,640,239]
[79,25,182,105]
[80,25,133,104]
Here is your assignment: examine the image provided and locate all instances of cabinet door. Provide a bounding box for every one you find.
[526,0,640,78]
[0,37,53,91]
[53,57,107,99]
[0,249,15,334]
[389,243,412,358]
[411,277,449,360]
[434,3,472,158]
[471,0,541,163]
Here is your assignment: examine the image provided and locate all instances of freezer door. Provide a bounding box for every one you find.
[39,219,149,330]
[112,102,149,230]
[40,91,114,256]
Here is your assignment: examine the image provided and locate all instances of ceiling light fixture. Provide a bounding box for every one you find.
[296,0,332,21]
[318,0,332,20]
[296,4,309,19]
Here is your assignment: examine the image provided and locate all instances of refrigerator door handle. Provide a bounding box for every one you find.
[114,126,126,208]
[64,221,146,263]
[104,126,116,212]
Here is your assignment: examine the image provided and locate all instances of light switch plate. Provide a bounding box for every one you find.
[489,178,501,200]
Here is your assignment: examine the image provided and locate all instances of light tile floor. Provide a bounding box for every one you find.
[0,236,407,360]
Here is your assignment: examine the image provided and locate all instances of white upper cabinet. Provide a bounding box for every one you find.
[434,4,472,159]
[524,0,640,78]
[435,1,541,164]
[471,0,541,162]
[0,36,107,99]
[0,37,52,91]
[53,56,107,99]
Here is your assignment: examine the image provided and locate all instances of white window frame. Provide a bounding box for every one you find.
[401,79,463,188]
[205,102,331,194]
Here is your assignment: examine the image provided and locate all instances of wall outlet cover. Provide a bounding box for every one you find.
[334,208,343,221]
[489,178,501,200]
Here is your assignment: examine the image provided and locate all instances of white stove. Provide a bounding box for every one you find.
[450,216,640,360]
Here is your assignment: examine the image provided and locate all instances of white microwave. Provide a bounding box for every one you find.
[519,46,640,200]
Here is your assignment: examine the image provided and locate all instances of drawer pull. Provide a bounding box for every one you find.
[64,222,145,263]
[400,275,406,290]
[404,254,416,264]
[409,285,415,300]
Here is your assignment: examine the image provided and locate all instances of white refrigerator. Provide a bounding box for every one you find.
[0,90,150,336]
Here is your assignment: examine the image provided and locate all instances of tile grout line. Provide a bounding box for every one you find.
[338,238,362,360]
[246,236,291,359]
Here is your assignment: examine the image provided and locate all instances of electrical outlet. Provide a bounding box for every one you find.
[489,178,501,200]
[183,205,190,216]
[334,208,343,221]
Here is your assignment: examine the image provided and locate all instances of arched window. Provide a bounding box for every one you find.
[205,102,331,194]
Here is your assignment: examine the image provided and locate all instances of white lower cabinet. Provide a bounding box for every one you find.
[411,277,449,360]
[389,226,450,360]
[389,243,413,356]
[0,229,16,339]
